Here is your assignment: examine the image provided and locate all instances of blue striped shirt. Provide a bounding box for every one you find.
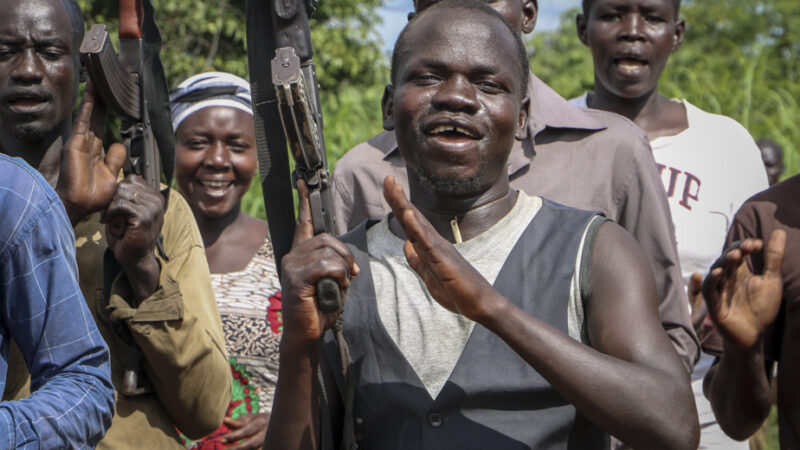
[0,155,113,448]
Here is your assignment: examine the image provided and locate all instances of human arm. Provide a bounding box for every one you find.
[264,180,356,450]
[105,192,231,438]
[613,133,699,371]
[384,177,698,449]
[702,230,785,440]
[0,180,114,448]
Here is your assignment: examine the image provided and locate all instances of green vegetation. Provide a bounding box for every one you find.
[78,0,800,228]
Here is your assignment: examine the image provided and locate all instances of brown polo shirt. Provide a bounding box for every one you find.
[330,73,698,370]
[702,174,800,448]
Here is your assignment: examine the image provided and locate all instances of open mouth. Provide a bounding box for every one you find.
[427,124,478,139]
[199,179,234,195]
[7,95,49,114]
[613,55,649,75]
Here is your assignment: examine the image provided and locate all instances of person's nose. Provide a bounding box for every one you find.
[203,141,231,169]
[11,49,45,84]
[619,14,645,42]
[431,75,479,114]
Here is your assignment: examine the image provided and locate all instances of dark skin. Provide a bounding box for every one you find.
[175,106,269,447]
[0,0,162,303]
[413,0,538,34]
[265,8,698,450]
[702,231,786,440]
[175,106,268,274]
[577,0,687,140]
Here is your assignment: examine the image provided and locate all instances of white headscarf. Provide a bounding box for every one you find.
[169,72,252,131]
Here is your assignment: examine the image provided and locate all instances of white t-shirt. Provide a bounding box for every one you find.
[571,94,768,286]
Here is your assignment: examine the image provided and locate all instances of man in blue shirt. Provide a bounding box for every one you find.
[0,154,114,447]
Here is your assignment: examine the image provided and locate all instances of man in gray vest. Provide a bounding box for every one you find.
[266,1,698,448]
[331,0,698,373]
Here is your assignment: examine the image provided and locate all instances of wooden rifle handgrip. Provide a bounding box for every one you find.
[119,0,144,39]
[316,276,341,313]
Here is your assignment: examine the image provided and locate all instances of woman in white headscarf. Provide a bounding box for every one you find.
[170,72,281,449]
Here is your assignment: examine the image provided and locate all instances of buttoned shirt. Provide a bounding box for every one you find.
[0,155,114,448]
[6,188,231,449]
[331,74,699,369]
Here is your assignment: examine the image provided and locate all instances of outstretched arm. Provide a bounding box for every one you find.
[702,231,785,440]
[264,180,357,450]
[384,177,698,450]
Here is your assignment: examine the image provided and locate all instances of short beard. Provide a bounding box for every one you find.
[414,163,487,197]
[8,121,50,142]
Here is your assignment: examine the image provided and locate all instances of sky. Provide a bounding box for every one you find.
[375,0,582,53]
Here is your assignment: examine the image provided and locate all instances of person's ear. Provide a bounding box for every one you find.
[672,19,685,53]
[516,96,530,141]
[521,0,538,34]
[382,84,396,131]
[576,13,589,46]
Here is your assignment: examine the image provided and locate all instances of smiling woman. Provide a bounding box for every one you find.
[170,72,281,449]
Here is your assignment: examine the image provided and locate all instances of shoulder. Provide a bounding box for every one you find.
[581,108,650,151]
[333,131,397,180]
[161,188,204,257]
[0,155,69,257]
[683,102,758,150]
[733,174,800,234]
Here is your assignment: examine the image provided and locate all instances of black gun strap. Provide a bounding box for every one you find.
[141,0,175,203]
[246,0,296,278]
[246,3,352,449]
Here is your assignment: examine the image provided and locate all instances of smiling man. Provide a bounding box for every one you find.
[0,0,230,447]
[332,0,699,374]
[265,1,698,449]
[571,0,768,447]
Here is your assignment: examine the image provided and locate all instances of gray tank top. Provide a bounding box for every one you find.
[324,199,609,450]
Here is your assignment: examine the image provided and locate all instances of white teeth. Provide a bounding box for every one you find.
[430,125,475,138]
[201,180,232,188]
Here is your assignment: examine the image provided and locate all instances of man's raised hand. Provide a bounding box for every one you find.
[57,84,127,225]
[702,230,786,350]
[383,176,503,322]
[279,180,358,353]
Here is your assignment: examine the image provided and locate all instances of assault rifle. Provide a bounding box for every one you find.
[79,0,175,396]
[247,0,341,313]
[80,0,161,190]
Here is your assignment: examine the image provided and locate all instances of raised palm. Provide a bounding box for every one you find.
[703,230,786,350]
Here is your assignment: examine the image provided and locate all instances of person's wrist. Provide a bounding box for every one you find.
[472,289,512,329]
[122,253,161,303]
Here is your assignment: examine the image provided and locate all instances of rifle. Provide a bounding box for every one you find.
[247,0,341,313]
[79,0,175,396]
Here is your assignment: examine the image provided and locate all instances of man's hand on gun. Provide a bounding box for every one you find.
[281,179,359,353]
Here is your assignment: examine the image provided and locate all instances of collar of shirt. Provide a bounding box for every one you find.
[377,73,607,176]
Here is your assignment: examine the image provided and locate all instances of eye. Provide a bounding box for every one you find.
[411,73,441,86]
[474,80,504,94]
[185,138,209,150]
[645,15,666,24]
[228,141,249,152]
[38,47,66,60]
[0,47,17,61]
[598,12,621,21]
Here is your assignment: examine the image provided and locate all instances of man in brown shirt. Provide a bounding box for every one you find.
[702,174,799,448]
[0,0,230,447]
[331,0,698,369]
